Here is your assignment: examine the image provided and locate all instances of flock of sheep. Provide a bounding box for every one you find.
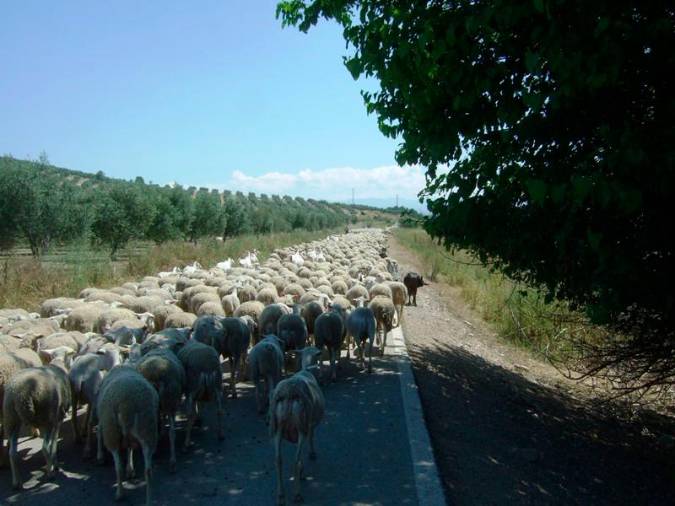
[0,228,411,505]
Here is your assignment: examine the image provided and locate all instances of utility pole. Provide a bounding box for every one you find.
[396,194,399,207]
[352,188,355,205]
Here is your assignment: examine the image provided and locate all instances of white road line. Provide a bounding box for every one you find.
[388,325,447,506]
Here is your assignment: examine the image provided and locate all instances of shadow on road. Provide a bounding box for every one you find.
[408,337,675,505]
[1,356,419,505]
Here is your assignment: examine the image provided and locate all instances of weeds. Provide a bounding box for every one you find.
[395,228,607,361]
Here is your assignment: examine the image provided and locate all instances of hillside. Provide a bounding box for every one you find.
[0,155,402,256]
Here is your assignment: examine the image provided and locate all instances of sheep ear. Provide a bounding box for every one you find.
[39,348,54,363]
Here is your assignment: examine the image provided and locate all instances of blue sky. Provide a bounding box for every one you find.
[0,0,426,207]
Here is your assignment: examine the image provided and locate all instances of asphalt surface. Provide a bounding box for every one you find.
[0,340,423,506]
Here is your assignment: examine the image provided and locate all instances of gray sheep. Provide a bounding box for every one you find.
[247,335,284,415]
[177,340,225,450]
[277,305,308,373]
[135,347,185,472]
[96,365,158,506]
[260,303,292,337]
[270,346,324,505]
[314,304,346,382]
[68,343,121,458]
[346,305,377,373]
[368,296,396,356]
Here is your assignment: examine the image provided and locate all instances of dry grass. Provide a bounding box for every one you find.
[395,228,607,360]
[0,229,339,311]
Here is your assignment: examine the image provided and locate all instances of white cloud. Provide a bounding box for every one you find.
[209,165,427,202]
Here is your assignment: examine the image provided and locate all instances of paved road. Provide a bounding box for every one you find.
[1,335,432,506]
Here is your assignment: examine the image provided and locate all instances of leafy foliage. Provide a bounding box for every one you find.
[91,185,155,258]
[278,0,675,394]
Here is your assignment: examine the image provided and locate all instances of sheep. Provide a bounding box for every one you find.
[314,305,346,381]
[368,296,396,356]
[260,303,292,336]
[164,311,197,329]
[151,303,182,330]
[256,286,278,306]
[346,305,377,373]
[247,335,284,415]
[190,291,221,314]
[331,279,348,295]
[277,306,308,374]
[35,331,85,356]
[345,284,369,306]
[403,271,426,306]
[283,283,306,300]
[219,317,252,398]
[385,281,408,326]
[68,343,121,458]
[0,348,42,466]
[40,297,80,317]
[94,308,138,334]
[96,365,158,506]
[221,290,241,316]
[197,300,226,317]
[301,301,324,339]
[104,325,149,347]
[176,340,225,450]
[233,300,265,342]
[5,318,61,350]
[0,334,22,352]
[3,347,73,489]
[368,282,393,300]
[270,346,324,505]
[135,347,185,472]
[237,285,257,302]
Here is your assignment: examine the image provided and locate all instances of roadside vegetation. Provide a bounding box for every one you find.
[395,228,608,369]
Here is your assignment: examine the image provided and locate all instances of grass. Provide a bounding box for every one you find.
[395,228,606,360]
[0,228,341,311]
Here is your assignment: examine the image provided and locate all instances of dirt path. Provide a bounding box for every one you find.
[389,235,674,506]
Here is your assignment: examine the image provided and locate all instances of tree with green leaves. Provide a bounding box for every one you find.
[189,192,224,243]
[0,166,88,256]
[278,1,675,394]
[91,184,155,258]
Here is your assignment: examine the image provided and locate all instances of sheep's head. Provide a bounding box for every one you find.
[97,342,122,370]
[40,346,76,370]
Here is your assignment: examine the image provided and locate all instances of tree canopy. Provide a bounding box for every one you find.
[278,0,675,392]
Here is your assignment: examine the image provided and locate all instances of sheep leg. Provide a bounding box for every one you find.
[229,356,237,399]
[368,334,374,374]
[183,395,195,452]
[49,422,61,473]
[255,378,264,414]
[0,425,5,468]
[8,432,21,489]
[380,329,387,357]
[142,443,153,506]
[42,426,56,476]
[83,404,93,458]
[216,389,225,440]
[96,422,105,464]
[329,349,336,382]
[293,433,305,503]
[274,432,285,506]
[309,426,317,461]
[168,414,177,473]
[111,449,125,501]
[72,399,81,443]
[126,447,135,479]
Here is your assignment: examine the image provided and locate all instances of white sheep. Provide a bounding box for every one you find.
[96,365,158,506]
[3,346,74,489]
[270,346,325,505]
